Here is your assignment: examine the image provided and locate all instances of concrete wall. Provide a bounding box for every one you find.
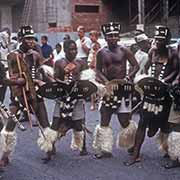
[35,0,48,32]
[56,0,71,27]
[12,3,23,32]
[0,6,12,31]
[32,0,72,32]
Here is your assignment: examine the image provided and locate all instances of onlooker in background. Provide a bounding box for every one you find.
[63,34,71,41]
[41,35,53,66]
[34,37,43,57]
[76,25,91,67]
[53,43,63,62]
[0,27,18,103]
[88,30,101,110]
[0,27,17,64]
[98,32,107,48]
[41,35,53,59]
[88,30,101,69]
[16,30,23,49]
[59,34,71,59]
[131,33,151,109]
[134,33,151,76]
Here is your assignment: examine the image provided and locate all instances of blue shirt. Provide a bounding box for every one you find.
[41,43,53,59]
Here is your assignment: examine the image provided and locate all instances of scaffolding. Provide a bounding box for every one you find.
[20,0,33,26]
[129,0,180,26]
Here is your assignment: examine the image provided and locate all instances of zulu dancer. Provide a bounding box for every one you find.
[37,40,88,163]
[92,22,139,159]
[6,25,49,161]
[0,55,26,168]
[162,57,180,169]
[125,26,179,166]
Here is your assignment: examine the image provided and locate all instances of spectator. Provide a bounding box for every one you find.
[59,34,71,58]
[76,25,91,67]
[41,35,53,59]
[87,30,101,110]
[134,33,151,76]
[53,43,63,62]
[33,36,43,57]
[63,34,71,41]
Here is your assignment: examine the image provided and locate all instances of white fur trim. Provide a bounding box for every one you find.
[70,130,84,151]
[167,132,180,161]
[41,65,54,77]
[80,69,96,81]
[117,121,137,149]
[134,74,150,84]
[156,132,168,153]
[92,124,113,154]
[80,69,106,97]
[37,127,58,153]
[0,128,16,156]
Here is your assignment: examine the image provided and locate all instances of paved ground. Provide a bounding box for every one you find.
[1,95,180,180]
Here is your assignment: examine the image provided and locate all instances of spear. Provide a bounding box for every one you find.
[16,53,33,128]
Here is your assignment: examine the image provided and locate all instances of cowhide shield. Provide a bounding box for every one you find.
[105,79,133,98]
[37,80,97,99]
[37,82,66,99]
[102,79,133,109]
[77,80,97,98]
[135,77,168,98]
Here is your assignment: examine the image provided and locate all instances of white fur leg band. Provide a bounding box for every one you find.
[167,132,180,161]
[92,124,113,154]
[156,132,168,153]
[37,127,58,153]
[70,130,84,151]
[0,128,17,156]
[117,121,137,149]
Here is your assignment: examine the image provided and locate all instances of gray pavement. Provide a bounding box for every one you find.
[1,96,180,180]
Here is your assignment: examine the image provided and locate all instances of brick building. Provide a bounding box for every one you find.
[71,0,109,32]
[0,0,110,33]
[0,0,180,36]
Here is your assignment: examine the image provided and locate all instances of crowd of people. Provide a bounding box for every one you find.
[0,22,180,178]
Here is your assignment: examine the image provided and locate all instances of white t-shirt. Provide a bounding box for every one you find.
[98,38,107,48]
[135,49,149,76]
[53,49,64,62]
[76,36,91,59]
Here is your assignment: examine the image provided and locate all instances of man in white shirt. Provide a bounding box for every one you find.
[134,33,151,76]
[76,26,91,67]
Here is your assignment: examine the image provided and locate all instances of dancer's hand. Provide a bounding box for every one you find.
[16,77,26,86]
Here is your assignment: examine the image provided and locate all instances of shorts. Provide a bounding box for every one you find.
[53,99,85,120]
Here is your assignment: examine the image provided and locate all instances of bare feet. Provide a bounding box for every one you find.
[41,151,53,164]
[0,157,9,168]
[90,105,96,111]
[41,143,57,163]
[80,149,88,156]
[94,152,112,159]
[124,157,141,166]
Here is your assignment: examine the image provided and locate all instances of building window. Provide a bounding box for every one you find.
[48,22,57,27]
[75,5,99,13]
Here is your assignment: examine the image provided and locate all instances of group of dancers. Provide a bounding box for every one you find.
[0,22,180,176]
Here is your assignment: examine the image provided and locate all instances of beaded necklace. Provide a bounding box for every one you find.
[151,57,167,81]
